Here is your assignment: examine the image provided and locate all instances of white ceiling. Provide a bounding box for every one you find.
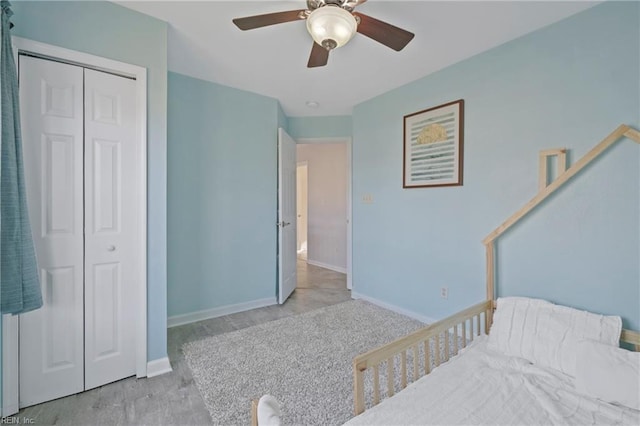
[117,1,598,117]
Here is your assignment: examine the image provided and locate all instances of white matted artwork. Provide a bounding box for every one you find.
[403,99,464,188]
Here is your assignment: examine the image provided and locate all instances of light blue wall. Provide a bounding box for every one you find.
[287,115,352,139]
[352,2,640,329]
[11,1,169,361]
[167,72,279,317]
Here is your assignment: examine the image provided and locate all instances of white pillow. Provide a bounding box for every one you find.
[488,297,622,377]
[575,339,640,410]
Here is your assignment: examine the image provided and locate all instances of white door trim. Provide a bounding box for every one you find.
[296,161,308,260]
[2,320,18,417]
[295,137,353,290]
[2,37,148,416]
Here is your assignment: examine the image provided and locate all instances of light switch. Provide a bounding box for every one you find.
[362,194,373,204]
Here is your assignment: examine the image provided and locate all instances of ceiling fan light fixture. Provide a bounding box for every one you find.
[306,6,357,50]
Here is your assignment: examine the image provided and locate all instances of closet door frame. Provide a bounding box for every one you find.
[2,37,148,417]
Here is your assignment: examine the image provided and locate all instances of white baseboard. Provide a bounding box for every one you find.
[306,259,347,274]
[167,297,278,328]
[351,292,437,324]
[146,357,173,378]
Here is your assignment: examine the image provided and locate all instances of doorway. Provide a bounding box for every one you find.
[296,162,308,260]
[295,139,352,292]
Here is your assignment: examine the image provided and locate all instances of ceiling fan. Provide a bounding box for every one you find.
[233,0,415,68]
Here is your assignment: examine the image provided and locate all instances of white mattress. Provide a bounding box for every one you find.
[344,336,640,426]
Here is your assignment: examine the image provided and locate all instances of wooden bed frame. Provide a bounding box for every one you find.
[249,125,640,424]
[353,124,640,416]
[353,301,640,415]
[251,400,258,426]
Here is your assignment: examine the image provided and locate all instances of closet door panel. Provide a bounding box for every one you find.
[18,56,85,407]
[84,69,139,389]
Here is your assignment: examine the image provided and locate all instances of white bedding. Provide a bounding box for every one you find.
[488,297,622,377]
[344,336,640,426]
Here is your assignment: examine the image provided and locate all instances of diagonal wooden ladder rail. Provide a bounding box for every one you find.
[483,125,640,324]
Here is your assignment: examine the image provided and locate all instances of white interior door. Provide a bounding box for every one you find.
[19,56,85,407]
[278,128,297,304]
[83,69,138,389]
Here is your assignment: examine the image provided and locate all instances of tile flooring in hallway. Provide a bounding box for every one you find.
[13,261,349,425]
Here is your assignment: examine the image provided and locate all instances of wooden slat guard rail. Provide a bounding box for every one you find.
[353,300,492,415]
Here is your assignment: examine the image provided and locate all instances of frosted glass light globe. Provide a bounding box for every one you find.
[306,6,357,50]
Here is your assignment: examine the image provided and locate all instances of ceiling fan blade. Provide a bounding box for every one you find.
[354,12,414,51]
[307,42,329,68]
[233,9,306,31]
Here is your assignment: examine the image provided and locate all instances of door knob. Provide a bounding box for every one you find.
[107,245,116,252]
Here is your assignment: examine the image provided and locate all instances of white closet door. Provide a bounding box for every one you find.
[19,56,85,407]
[83,69,139,389]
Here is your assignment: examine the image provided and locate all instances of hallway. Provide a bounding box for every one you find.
[292,259,350,309]
[297,259,347,290]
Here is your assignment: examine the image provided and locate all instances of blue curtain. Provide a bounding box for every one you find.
[1,0,42,315]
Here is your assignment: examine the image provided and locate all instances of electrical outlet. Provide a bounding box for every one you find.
[362,194,373,204]
[440,287,448,299]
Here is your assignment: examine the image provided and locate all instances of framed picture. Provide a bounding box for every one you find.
[403,99,464,188]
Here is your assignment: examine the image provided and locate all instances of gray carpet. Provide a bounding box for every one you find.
[183,300,427,426]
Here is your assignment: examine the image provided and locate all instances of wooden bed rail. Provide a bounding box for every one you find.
[621,329,640,352]
[251,399,258,426]
[353,300,492,415]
